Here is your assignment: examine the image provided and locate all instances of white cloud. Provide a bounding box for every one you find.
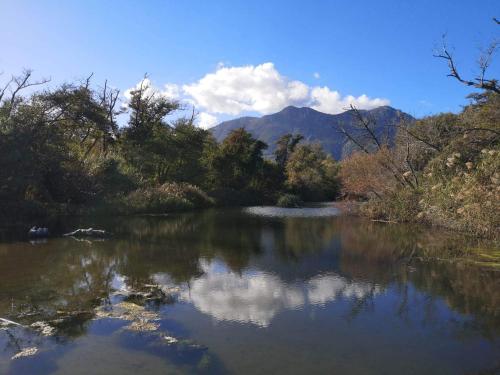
[197,112,218,129]
[183,62,388,116]
[124,63,390,127]
[123,78,181,104]
[313,72,320,79]
[183,62,310,115]
[310,87,390,114]
[161,83,181,99]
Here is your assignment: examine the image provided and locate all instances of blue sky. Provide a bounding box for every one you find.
[1,0,498,126]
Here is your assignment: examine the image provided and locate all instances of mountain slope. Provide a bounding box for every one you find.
[210,106,414,160]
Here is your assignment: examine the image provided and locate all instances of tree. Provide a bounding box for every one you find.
[120,78,180,184]
[274,133,304,170]
[207,128,268,191]
[338,104,419,190]
[165,117,214,186]
[40,77,121,160]
[0,71,100,211]
[434,19,499,94]
[339,149,398,199]
[285,143,339,201]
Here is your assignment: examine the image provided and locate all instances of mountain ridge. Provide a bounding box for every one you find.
[210,105,414,160]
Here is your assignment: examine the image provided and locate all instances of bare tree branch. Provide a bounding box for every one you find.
[3,69,50,117]
[340,126,370,154]
[349,104,383,150]
[434,36,499,93]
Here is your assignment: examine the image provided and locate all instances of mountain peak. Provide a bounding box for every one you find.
[279,105,316,113]
[210,106,413,160]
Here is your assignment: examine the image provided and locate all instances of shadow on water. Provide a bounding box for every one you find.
[0,206,499,374]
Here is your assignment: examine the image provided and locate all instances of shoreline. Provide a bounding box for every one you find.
[1,200,497,243]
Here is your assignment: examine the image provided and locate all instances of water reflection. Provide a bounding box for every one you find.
[0,208,499,374]
[168,260,380,327]
[244,204,340,218]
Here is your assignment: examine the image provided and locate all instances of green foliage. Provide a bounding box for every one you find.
[0,80,99,219]
[111,183,214,215]
[119,83,181,184]
[0,72,344,222]
[285,143,340,201]
[89,158,136,199]
[276,193,303,208]
[207,128,268,190]
[274,133,304,170]
[208,188,263,207]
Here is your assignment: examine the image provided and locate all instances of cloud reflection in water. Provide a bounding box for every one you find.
[157,261,381,327]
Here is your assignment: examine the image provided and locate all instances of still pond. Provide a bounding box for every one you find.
[0,205,499,374]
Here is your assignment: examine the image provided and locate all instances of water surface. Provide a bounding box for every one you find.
[0,206,499,374]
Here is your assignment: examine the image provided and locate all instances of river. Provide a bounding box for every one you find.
[0,205,499,374]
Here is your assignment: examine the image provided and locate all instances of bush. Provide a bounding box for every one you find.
[361,188,422,223]
[418,148,499,238]
[339,149,397,199]
[111,182,214,215]
[276,194,303,208]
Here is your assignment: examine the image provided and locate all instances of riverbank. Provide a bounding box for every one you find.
[2,197,498,244]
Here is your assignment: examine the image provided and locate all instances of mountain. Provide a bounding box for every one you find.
[210,106,414,160]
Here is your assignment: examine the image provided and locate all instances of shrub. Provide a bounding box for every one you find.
[361,188,422,223]
[340,149,398,199]
[89,158,136,199]
[112,182,214,215]
[276,194,303,208]
[418,149,499,238]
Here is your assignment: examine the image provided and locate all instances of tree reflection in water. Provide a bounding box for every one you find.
[0,208,498,374]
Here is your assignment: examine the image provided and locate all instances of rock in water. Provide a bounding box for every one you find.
[28,227,49,238]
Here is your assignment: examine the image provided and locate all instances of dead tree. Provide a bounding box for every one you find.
[340,104,418,190]
[434,19,499,94]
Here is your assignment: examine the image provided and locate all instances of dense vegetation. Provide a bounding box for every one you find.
[339,23,499,239]
[0,72,339,223]
[1,22,497,239]
[340,92,499,238]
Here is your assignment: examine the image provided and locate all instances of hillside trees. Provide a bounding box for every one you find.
[206,128,267,190]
